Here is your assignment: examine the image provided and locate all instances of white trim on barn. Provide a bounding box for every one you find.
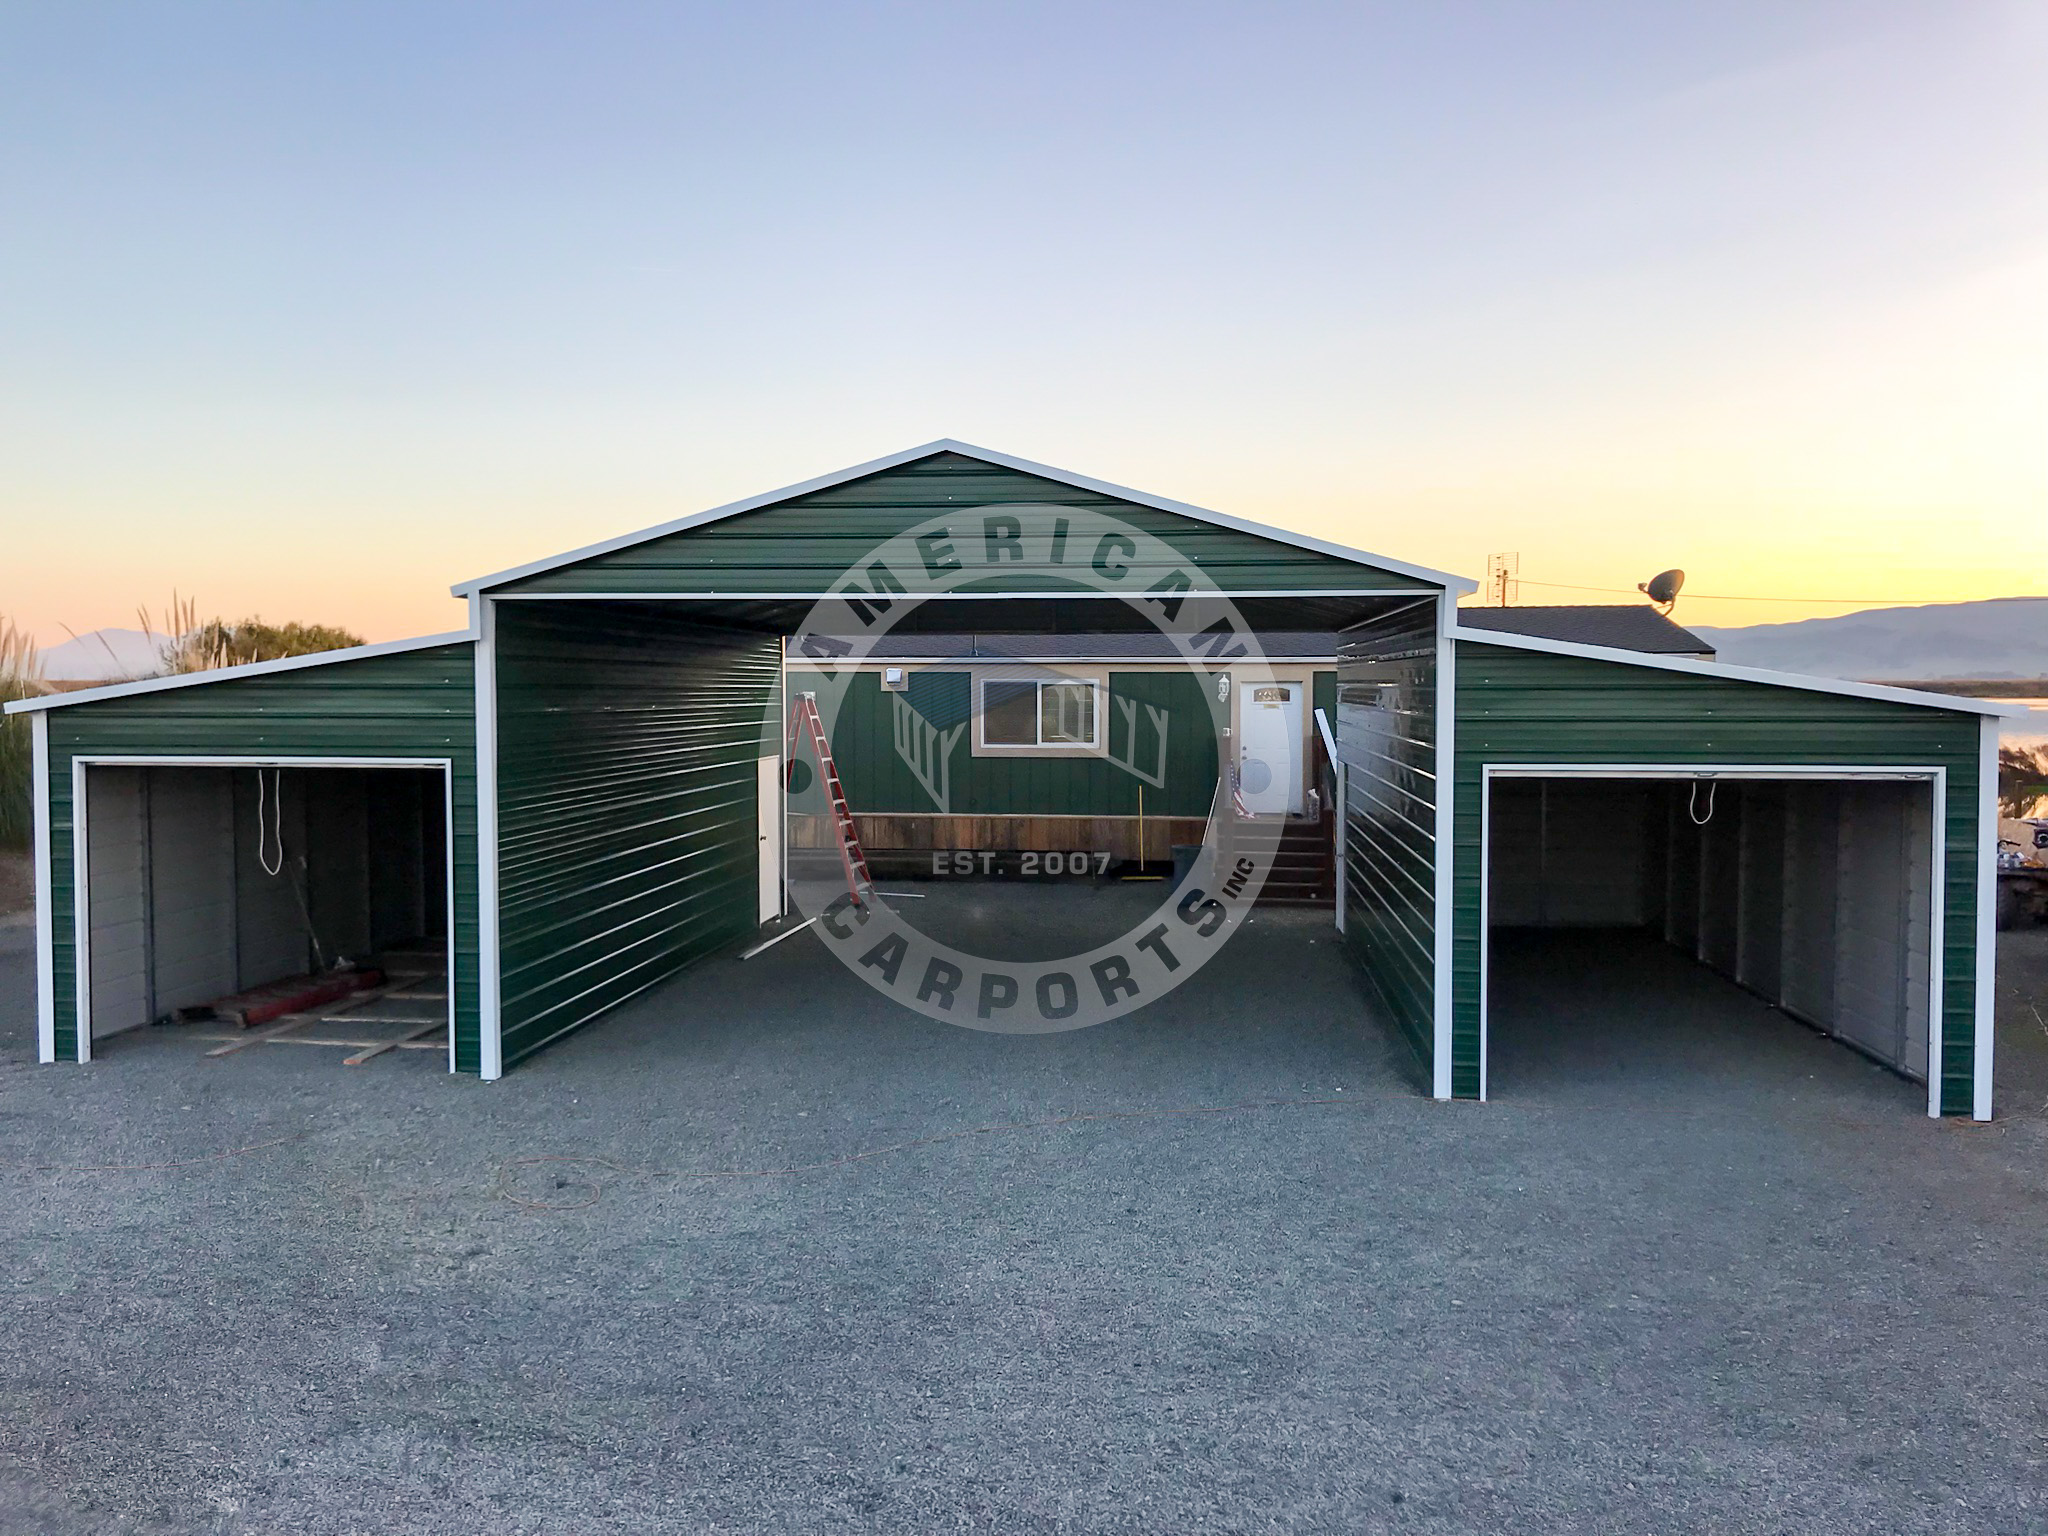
[482,588,1444,603]
[31,713,54,1065]
[4,630,479,717]
[450,440,1479,598]
[70,757,89,1063]
[64,754,460,1069]
[1432,595,1457,1100]
[473,595,504,1082]
[1445,624,2024,719]
[1477,763,1959,1117]
[1975,714,1999,1121]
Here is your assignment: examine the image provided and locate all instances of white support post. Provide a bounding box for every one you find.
[1432,591,1457,1101]
[1974,715,1998,1121]
[474,594,504,1081]
[1926,771,1947,1119]
[70,757,91,1063]
[31,714,54,1064]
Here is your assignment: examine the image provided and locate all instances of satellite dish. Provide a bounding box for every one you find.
[1638,569,1685,610]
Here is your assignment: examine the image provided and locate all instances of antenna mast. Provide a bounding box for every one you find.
[1485,552,1519,607]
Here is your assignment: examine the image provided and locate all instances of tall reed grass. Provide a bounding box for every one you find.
[137,593,361,673]
[0,617,46,851]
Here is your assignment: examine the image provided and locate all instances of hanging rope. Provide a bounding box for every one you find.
[1688,778,1717,826]
[257,767,285,876]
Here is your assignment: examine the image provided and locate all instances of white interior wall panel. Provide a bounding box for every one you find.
[145,769,238,1015]
[86,767,150,1038]
[1899,785,1933,1074]
[1830,783,1933,1078]
[1778,783,1841,1031]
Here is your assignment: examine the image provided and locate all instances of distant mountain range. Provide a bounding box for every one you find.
[40,628,163,682]
[1689,597,2046,683]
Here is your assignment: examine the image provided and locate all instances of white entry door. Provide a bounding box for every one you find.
[1238,682,1304,816]
[757,754,784,923]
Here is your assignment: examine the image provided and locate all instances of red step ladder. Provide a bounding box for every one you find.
[788,692,874,906]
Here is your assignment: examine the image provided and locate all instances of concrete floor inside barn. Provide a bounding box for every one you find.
[2,885,2047,1534]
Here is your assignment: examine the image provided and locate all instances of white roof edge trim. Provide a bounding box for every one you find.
[3,629,478,715]
[1446,625,2028,717]
[449,438,1479,597]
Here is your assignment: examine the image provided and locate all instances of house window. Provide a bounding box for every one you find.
[978,677,1099,749]
[1040,682,1095,744]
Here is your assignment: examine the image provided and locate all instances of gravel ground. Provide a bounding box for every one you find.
[0,890,2045,1534]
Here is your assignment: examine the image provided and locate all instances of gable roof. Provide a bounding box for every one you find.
[451,440,1477,598]
[1454,604,1715,656]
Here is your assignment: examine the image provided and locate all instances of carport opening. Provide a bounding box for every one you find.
[82,764,451,1062]
[1485,774,1937,1096]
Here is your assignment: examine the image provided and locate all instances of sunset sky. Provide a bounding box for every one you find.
[4,1,2044,646]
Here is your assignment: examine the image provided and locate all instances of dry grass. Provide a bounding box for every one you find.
[0,616,47,851]
[139,592,363,674]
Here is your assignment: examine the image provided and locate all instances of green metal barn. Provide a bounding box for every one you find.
[7,441,2012,1116]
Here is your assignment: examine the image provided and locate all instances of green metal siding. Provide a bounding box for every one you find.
[41,645,481,1069]
[1453,641,1985,1111]
[788,669,1221,818]
[496,452,1437,597]
[494,604,781,1068]
[1335,603,1440,1071]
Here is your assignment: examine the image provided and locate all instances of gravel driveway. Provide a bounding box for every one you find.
[0,892,2044,1535]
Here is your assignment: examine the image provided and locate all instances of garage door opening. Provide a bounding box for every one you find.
[1481,770,1942,1107]
[77,761,453,1066]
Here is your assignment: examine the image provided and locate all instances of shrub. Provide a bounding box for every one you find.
[0,618,46,851]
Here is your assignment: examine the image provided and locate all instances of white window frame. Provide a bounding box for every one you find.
[972,671,1107,758]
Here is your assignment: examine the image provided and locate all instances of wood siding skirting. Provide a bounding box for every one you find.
[790,813,1208,864]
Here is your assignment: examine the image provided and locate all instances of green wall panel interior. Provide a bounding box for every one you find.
[788,668,1223,818]
[494,604,781,1068]
[40,644,481,1069]
[1335,602,1440,1073]
[495,452,1437,597]
[1453,641,1985,1111]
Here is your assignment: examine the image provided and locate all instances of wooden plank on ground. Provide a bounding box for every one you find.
[343,1019,448,1066]
[205,1014,316,1057]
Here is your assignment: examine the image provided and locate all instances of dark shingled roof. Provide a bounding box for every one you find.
[1455,604,1715,656]
[856,610,1715,661]
[858,631,1342,661]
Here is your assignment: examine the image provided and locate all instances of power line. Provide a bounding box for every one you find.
[1512,577,1951,606]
